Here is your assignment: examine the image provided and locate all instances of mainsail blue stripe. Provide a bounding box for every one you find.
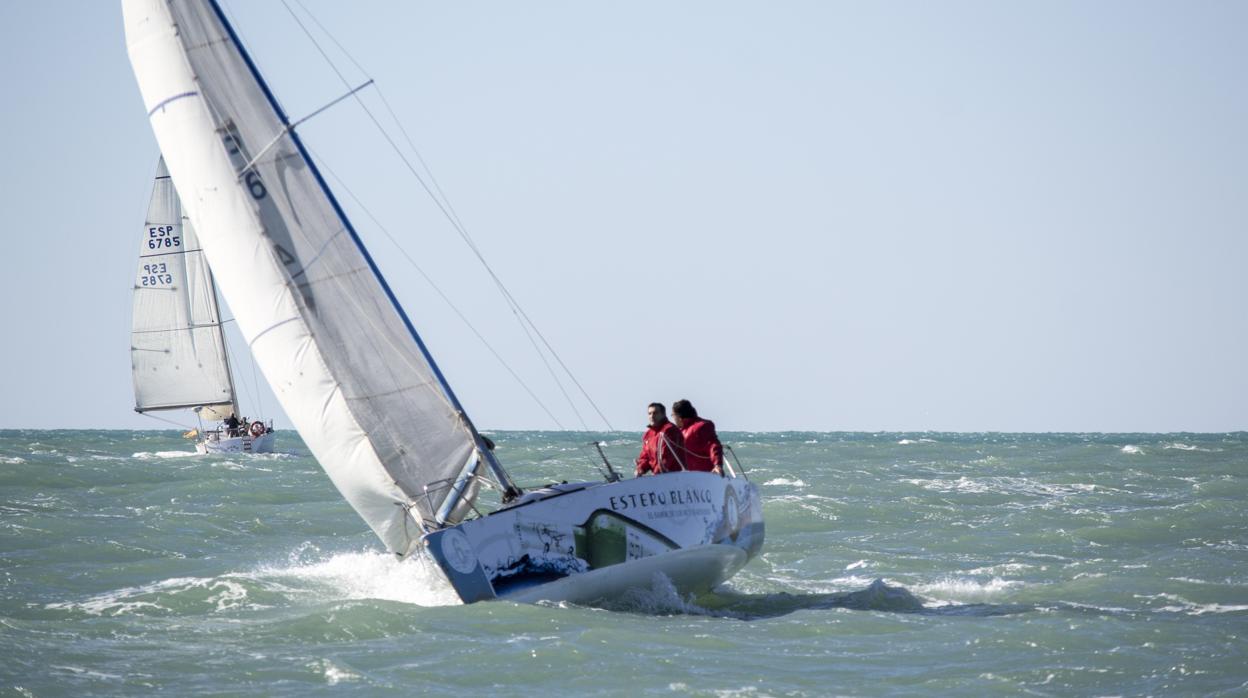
[148,91,199,116]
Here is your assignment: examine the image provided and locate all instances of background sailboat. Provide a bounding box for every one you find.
[131,157,276,454]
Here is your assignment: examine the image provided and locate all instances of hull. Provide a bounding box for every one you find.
[424,471,764,604]
[195,431,277,454]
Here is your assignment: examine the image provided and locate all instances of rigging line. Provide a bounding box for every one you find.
[282,0,611,432]
[223,317,264,419]
[275,1,579,431]
[235,79,374,177]
[290,0,454,219]
[138,411,196,430]
[308,146,568,430]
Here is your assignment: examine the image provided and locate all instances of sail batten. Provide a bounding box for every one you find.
[131,157,236,416]
[124,0,497,553]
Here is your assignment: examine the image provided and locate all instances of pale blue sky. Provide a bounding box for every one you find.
[1,1,1245,432]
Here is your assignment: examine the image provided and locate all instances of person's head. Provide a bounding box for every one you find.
[671,399,697,427]
[647,402,667,427]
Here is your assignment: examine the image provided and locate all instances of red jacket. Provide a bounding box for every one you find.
[680,417,723,472]
[636,420,686,475]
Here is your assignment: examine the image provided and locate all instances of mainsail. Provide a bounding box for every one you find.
[131,157,236,419]
[123,0,513,556]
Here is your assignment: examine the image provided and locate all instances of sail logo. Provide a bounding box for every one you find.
[440,529,479,574]
[146,225,181,250]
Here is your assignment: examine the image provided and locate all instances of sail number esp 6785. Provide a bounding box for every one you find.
[148,225,181,249]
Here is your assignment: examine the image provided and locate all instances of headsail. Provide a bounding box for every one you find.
[131,157,236,417]
[124,0,510,555]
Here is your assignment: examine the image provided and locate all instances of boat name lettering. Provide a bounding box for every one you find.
[609,488,712,511]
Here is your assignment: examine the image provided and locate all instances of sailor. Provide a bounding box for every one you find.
[224,413,241,437]
[635,402,686,476]
[672,399,724,475]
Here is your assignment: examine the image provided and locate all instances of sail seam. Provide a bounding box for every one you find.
[139,247,206,259]
[246,316,301,348]
[147,91,199,116]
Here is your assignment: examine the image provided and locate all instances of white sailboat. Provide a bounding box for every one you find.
[131,157,276,454]
[122,0,763,604]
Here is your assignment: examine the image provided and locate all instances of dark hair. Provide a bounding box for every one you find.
[648,402,665,414]
[671,399,697,419]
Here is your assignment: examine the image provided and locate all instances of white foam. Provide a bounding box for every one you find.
[762,478,807,487]
[901,476,1108,498]
[1120,445,1144,455]
[966,562,1034,575]
[845,559,870,570]
[913,576,1023,602]
[45,575,237,616]
[47,549,460,616]
[49,666,123,682]
[1164,442,1220,453]
[254,549,460,607]
[1139,592,1248,616]
[132,450,197,460]
[310,659,360,685]
[0,456,26,464]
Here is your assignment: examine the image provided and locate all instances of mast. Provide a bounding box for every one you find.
[204,254,241,421]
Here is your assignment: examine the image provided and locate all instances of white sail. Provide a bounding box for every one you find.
[131,158,236,415]
[123,0,498,556]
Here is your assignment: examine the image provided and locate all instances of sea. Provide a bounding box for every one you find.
[1,430,1245,696]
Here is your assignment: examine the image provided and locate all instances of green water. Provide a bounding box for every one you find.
[1,430,1245,695]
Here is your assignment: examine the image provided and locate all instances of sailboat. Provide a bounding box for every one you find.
[122,0,763,604]
[131,157,277,454]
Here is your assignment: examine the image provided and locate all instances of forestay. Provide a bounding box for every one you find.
[124,0,491,555]
[131,158,235,417]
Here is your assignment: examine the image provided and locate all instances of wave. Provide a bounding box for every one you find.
[1120,445,1144,455]
[45,575,252,616]
[912,576,1024,602]
[1138,592,1248,616]
[44,547,460,618]
[311,659,361,686]
[132,450,197,460]
[251,547,460,607]
[1164,442,1221,453]
[901,476,1112,499]
[591,575,1030,620]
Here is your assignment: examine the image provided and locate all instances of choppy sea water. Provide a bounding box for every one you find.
[1,430,1245,695]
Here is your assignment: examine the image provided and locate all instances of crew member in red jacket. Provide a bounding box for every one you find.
[635,402,686,476]
[671,399,724,474]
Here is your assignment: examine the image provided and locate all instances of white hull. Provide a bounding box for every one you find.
[503,543,748,605]
[195,431,276,454]
[423,471,764,604]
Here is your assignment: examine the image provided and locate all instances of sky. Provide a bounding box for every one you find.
[1,1,1245,433]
